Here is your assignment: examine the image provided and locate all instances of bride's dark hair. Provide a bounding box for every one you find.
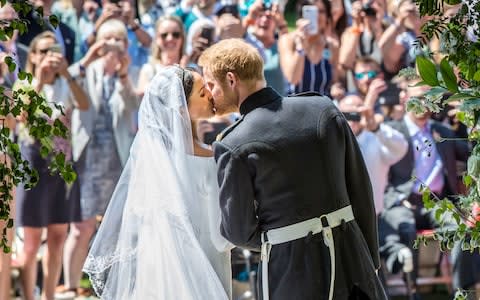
[173,65,195,101]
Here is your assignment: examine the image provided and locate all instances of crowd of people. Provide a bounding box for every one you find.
[0,0,478,299]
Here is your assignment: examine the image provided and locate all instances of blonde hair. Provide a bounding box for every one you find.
[58,0,73,9]
[96,19,128,43]
[198,38,264,84]
[25,31,57,74]
[151,15,185,64]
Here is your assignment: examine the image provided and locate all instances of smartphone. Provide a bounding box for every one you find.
[48,44,63,54]
[378,83,401,106]
[200,27,214,44]
[302,5,318,35]
[104,41,125,53]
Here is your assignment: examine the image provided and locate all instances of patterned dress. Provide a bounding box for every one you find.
[74,76,122,220]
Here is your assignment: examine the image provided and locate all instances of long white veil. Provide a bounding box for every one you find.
[83,66,228,300]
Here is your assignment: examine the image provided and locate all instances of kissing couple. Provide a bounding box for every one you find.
[84,39,387,300]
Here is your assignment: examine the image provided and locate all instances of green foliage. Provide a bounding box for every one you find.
[0,1,75,252]
[408,1,480,294]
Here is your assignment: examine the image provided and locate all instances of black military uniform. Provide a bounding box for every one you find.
[214,87,387,300]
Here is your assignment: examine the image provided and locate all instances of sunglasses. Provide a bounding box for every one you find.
[354,70,378,80]
[160,31,182,40]
[36,48,51,55]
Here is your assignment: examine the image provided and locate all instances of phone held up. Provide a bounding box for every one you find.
[200,27,214,45]
[302,5,318,35]
[48,44,63,54]
[103,40,125,54]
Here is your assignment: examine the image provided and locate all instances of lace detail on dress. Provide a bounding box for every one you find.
[84,247,137,296]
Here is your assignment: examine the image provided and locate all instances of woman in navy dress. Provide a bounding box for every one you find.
[278,0,339,96]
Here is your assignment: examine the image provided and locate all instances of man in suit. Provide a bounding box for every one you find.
[17,0,76,66]
[383,83,471,294]
[199,38,386,300]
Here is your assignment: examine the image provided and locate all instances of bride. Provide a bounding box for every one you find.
[83,65,233,299]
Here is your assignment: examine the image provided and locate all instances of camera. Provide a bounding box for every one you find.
[362,3,377,17]
[342,111,362,122]
[103,40,125,53]
[48,44,63,54]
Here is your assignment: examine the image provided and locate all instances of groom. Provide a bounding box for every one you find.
[199,39,387,300]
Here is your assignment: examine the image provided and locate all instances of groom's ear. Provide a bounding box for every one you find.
[226,72,237,88]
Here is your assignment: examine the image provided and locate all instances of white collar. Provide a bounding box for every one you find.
[404,114,429,137]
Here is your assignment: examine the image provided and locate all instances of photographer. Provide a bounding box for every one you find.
[17,0,76,66]
[83,0,152,71]
[378,0,422,75]
[278,0,339,96]
[182,18,215,69]
[339,0,384,86]
[244,0,288,95]
[351,56,389,110]
[59,19,139,298]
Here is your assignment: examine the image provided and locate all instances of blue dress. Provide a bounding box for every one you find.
[288,56,332,96]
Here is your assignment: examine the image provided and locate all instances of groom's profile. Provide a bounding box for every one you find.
[199,39,387,300]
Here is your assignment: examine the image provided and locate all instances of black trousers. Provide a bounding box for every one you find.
[348,285,371,300]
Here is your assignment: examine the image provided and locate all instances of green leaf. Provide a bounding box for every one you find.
[40,146,49,158]
[423,190,435,209]
[18,71,26,80]
[55,152,66,167]
[460,98,480,112]
[7,218,13,229]
[474,70,480,82]
[440,58,459,92]
[1,127,10,137]
[416,56,440,86]
[464,174,473,187]
[48,15,59,28]
[3,56,15,73]
[435,209,442,221]
[43,106,52,118]
[447,93,477,102]
[4,26,13,39]
[35,6,43,18]
[26,73,33,84]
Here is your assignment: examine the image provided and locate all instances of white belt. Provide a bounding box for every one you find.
[260,205,355,300]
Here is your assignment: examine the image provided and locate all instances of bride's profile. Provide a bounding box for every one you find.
[83,65,232,299]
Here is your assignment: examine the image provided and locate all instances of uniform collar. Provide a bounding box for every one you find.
[239,87,282,115]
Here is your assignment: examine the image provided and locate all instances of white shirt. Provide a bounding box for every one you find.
[356,124,408,213]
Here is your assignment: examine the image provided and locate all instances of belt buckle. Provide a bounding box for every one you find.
[319,214,330,228]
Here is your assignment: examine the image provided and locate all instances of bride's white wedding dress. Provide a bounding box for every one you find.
[83,67,232,300]
[187,155,232,296]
